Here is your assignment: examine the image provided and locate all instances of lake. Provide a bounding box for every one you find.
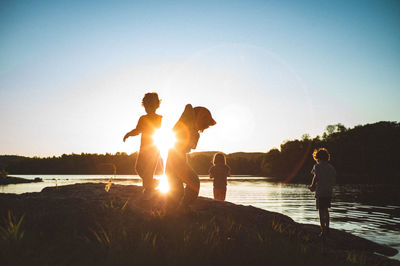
[1,175,399,260]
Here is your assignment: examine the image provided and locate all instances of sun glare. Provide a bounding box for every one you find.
[153,127,176,159]
[153,127,175,193]
[156,174,170,193]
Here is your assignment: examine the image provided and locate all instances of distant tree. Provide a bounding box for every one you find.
[301,134,311,141]
[188,154,213,175]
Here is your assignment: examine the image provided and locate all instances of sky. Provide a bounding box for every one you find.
[0,0,399,157]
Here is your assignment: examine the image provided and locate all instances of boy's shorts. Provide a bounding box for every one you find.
[316,197,331,209]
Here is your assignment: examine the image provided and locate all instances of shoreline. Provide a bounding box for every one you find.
[0,183,398,265]
[0,175,43,185]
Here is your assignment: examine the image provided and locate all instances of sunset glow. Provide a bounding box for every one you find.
[0,1,399,157]
[153,127,175,193]
[153,127,176,160]
[156,174,170,194]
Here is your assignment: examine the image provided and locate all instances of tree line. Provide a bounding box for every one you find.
[260,121,400,184]
[1,121,399,184]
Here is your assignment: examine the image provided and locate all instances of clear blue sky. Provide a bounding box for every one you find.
[1,0,399,156]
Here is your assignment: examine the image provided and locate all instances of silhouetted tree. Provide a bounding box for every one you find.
[1,122,399,184]
[260,121,400,184]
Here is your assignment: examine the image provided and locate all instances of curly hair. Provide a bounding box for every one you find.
[312,148,330,162]
[142,92,160,112]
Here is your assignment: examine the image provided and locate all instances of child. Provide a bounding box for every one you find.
[308,148,336,237]
[209,153,230,201]
[123,92,162,195]
[166,104,216,211]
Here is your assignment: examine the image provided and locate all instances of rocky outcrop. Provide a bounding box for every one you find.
[0,176,42,185]
[0,183,398,266]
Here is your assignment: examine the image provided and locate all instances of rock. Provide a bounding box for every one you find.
[0,176,43,185]
[0,183,398,266]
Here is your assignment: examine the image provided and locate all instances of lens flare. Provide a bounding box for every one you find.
[157,174,170,193]
[153,127,175,193]
[153,127,176,159]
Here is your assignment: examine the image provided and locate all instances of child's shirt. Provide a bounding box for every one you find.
[311,161,336,198]
[135,113,162,150]
[209,164,230,189]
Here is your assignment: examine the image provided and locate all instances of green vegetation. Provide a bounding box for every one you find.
[1,121,399,184]
[0,211,24,242]
[260,121,400,184]
[0,153,140,175]
[0,204,363,266]
[0,183,397,265]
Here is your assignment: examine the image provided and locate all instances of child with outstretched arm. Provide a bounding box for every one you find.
[123,92,162,196]
[309,148,336,238]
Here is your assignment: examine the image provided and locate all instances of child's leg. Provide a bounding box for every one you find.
[213,188,218,200]
[166,151,185,208]
[136,149,159,192]
[167,171,184,208]
[221,188,226,201]
[324,208,330,230]
[319,207,329,234]
[318,208,325,230]
[142,173,155,192]
[213,188,226,201]
[181,165,199,206]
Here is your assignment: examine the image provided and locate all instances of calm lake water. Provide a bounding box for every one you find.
[2,175,400,260]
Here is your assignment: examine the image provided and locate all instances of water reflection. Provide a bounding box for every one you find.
[1,175,399,259]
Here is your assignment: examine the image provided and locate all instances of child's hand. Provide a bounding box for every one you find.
[123,133,130,142]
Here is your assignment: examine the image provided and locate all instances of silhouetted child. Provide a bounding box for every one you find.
[308,148,336,237]
[166,104,216,212]
[123,92,162,195]
[209,153,230,201]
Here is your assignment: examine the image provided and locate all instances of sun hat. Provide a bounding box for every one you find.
[193,106,216,129]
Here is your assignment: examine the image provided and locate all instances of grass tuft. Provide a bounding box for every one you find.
[0,211,24,242]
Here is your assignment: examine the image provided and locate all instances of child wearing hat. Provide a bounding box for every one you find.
[166,104,216,211]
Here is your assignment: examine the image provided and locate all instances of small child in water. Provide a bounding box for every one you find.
[209,153,230,201]
[308,148,336,237]
[123,92,162,195]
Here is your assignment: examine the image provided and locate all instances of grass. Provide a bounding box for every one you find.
[1,182,394,266]
[0,203,362,266]
[0,211,24,242]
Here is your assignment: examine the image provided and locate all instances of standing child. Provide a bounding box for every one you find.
[308,148,336,237]
[209,153,230,201]
[123,92,162,195]
[166,104,216,211]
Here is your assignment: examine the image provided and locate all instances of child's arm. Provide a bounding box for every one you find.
[123,117,143,142]
[308,165,318,191]
[209,167,214,179]
[123,128,140,142]
[308,175,318,192]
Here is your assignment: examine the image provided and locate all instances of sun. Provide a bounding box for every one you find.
[153,126,176,193]
[156,174,170,193]
[153,127,176,158]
